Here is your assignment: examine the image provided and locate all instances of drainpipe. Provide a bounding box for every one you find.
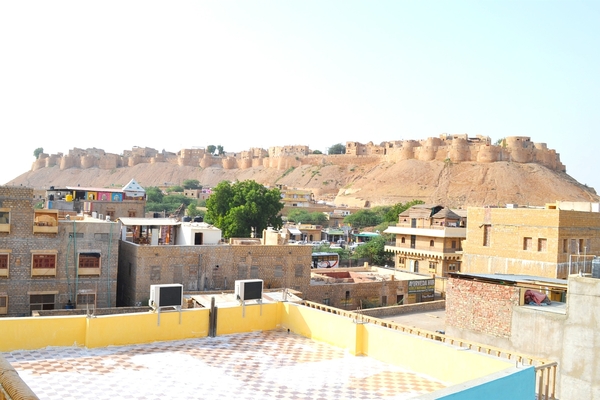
[106,220,114,307]
[73,219,78,304]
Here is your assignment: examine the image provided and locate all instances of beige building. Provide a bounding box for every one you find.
[0,186,119,317]
[461,205,600,279]
[384,204,466,277]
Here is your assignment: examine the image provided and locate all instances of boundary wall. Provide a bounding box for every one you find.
[0,301,540,400]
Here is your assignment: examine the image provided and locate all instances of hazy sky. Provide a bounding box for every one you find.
[1,1,599,192]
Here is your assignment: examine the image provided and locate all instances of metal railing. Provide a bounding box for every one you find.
[302,301,557,399]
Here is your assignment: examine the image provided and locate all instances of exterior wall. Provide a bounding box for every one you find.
[462,207,600,279]
[0,186,119,317]
[117,242,313,307]
[446,278,520,338]
[305,278,406,310]
[30,135,567,176]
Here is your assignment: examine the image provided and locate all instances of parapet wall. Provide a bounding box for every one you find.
[30,135,566,174]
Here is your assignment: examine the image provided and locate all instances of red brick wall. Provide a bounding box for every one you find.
[446,277,520,338]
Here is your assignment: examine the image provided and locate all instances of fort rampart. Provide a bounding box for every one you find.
[31,135,566,173]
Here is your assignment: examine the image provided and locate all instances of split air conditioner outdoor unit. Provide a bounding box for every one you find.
[149,284,183,309]
[234,279,263,301]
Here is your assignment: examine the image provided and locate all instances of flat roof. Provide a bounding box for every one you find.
[118,217,180,226]
[450,272,568,287]
[5,330,448,399]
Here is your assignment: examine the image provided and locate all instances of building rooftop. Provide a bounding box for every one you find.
[5,330,448,400]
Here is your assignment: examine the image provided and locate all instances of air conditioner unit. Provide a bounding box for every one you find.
[235,279,263,301]
[105,215,111,221]
[149,284,183,309]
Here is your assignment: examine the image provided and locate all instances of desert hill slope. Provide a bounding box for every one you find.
[8,157,598,208]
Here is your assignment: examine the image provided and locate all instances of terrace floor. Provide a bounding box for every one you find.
[5,329,448,400]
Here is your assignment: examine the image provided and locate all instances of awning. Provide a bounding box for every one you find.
[287,228,302,235]
[118,217,180,226]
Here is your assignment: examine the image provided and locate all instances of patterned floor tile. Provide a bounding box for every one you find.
[4,330,447,400]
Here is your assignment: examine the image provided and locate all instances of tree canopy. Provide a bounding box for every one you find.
[286,209,327,225]
[183,179,201,189]
[327,143,346,155]
[33,147,44,159]
[352,235,394,266]
[207,145,216,155]
[343,209,384,229]
[383,200,425,223]
[206,180,283,239]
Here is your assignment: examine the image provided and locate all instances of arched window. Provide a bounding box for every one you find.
[430,240,435,247]
[401,237,406,244]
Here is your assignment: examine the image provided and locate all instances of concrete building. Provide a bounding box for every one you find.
[445,272,599,399]
[384,204,466,277]
[0,186,119,317]
[45,179,146,220]
[461,205,600,279]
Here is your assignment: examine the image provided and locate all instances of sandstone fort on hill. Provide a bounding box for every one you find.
[8,134,599,208]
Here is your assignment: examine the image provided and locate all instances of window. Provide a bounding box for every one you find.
[448,263,458,271]
[0,294,7,314]
[563,239,568,253]
[579,239,585,253]
[398,257,405,266]
[410,235,416,249]
[382,296,387,306]
[429,240,435,247]
[76,292,96,309]
[523,237,532,251]
[322,298,330,306]
[429,262,437,272]
[106,210,115,218]
[414,260,419,273]
[401,237,406,244]
[295,265,304,277]
[451,240,457,249]
[538,238,547,252]
[150,266,161,281]
[250,265,259,279]
[128,211,137,218]
[94,233,110,241]
[274,266,283,278]
[483,225,491,247]
[78,252,101,276]
[0,209,10,233]
[33,210,59,233]
[237,265,247,280]
[0,253,8,277]
[31,253,57,276]
[30,293,55,312]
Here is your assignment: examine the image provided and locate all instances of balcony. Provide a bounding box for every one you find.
[384,225,466,238]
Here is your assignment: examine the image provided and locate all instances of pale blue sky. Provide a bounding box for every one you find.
[1,1,599,194]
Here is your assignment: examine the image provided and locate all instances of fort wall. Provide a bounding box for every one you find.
[30,135,567,175]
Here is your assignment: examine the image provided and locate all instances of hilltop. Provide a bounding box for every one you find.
[8,154,598,208]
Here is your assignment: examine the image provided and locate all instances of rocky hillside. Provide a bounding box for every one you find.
[7,157,598,208]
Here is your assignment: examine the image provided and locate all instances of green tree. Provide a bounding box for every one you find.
[206,180,283,239]
[328,143,346,155]
[343,209,383,229]
[287,209,327,225]
[145,187,164,203]
[166,185,184,193]
[186,203,205,218]
[384,200,425,223]
[217,145,224,155]
[183,179,201,190]
[353,235,393,266]
[33,147,44,159]
[312,150,323,154]
[207,145,216,155]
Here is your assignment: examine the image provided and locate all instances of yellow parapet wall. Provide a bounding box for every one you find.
[0,301,511,387]
[215,303,280,335]
[0,315,87,352]
[279,302,513,385]
[85,308,210,348]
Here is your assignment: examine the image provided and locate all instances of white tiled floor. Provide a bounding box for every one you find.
[5,330,447,400]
